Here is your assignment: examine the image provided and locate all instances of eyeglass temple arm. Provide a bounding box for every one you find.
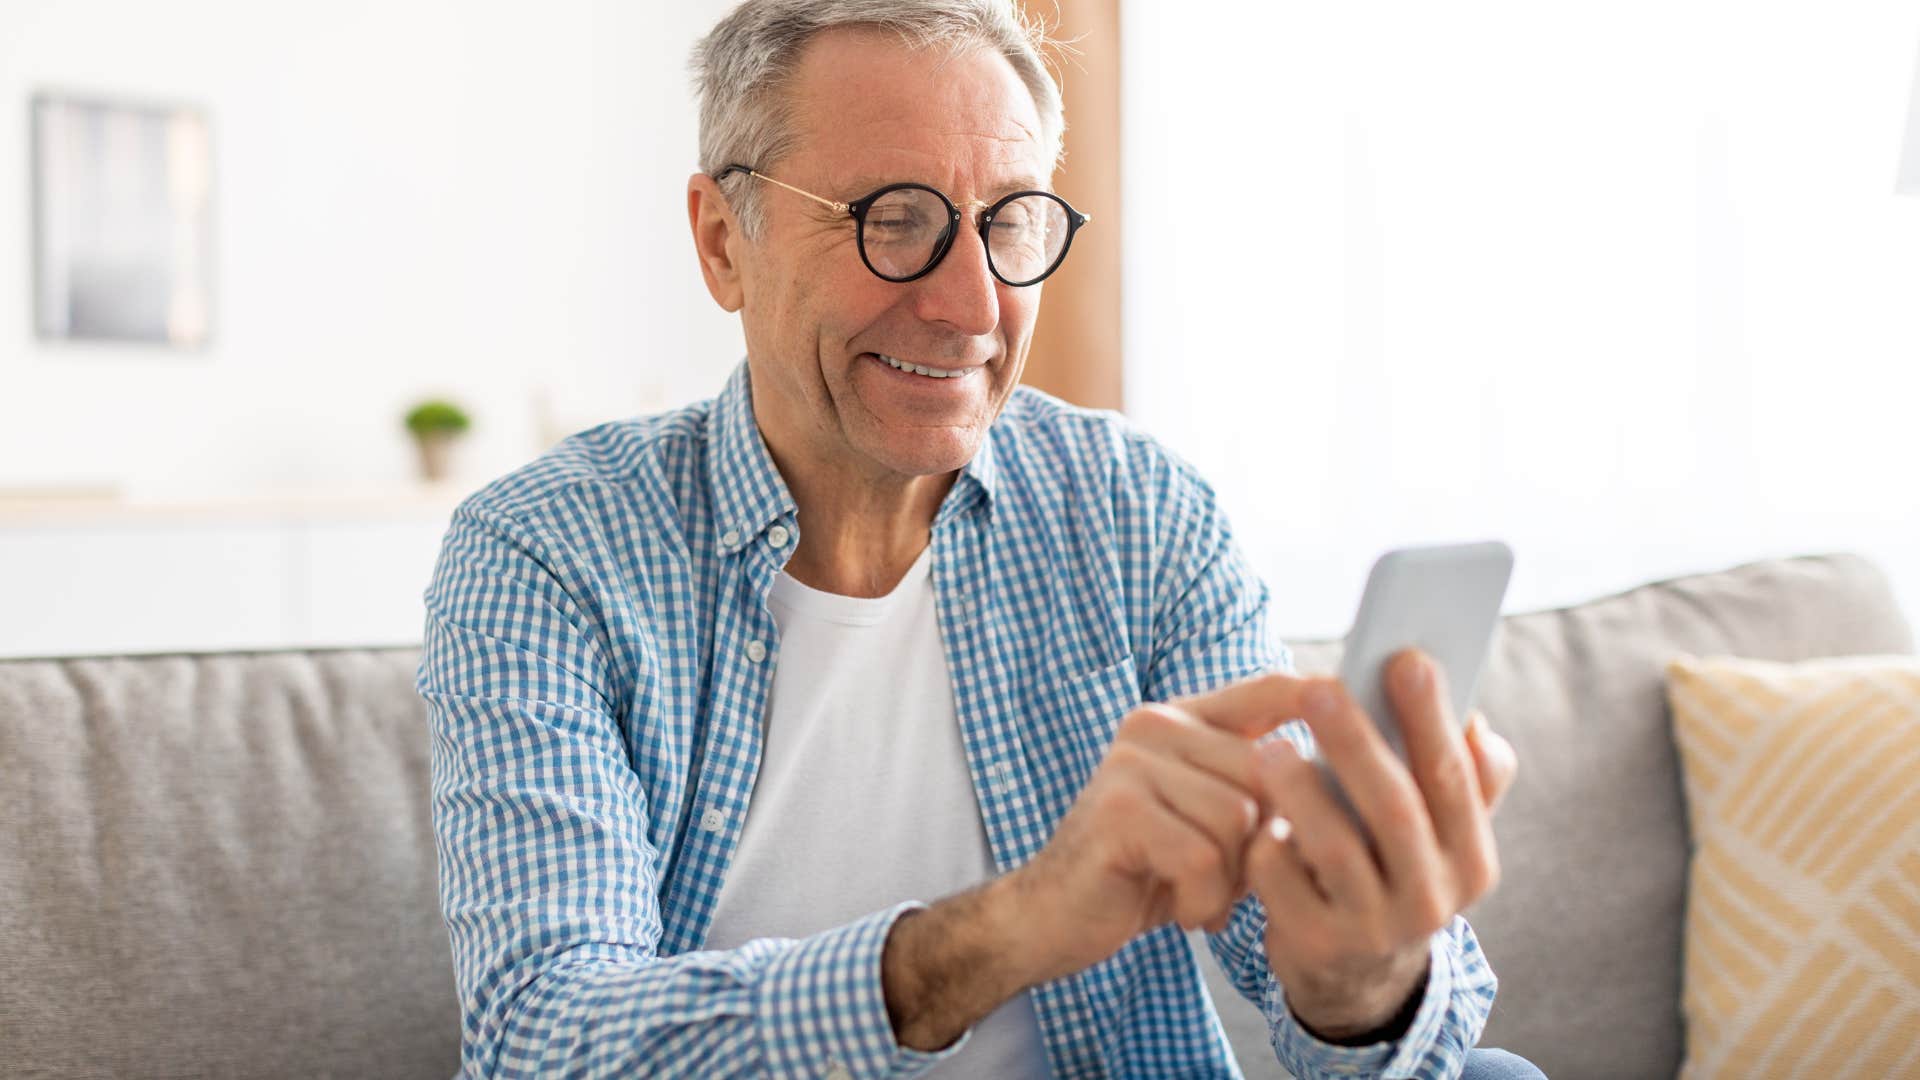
[718,164,851,215]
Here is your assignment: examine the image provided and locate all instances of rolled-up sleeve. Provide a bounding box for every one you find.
[420,503,960,1079]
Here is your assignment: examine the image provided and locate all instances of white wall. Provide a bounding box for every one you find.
[1,0,746,497]
[1124,0,1920,639]
[9,0,1917,648]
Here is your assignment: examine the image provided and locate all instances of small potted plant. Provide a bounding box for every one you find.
[404,399,470,482]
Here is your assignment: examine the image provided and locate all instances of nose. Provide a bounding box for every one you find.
[909,217,1000,337]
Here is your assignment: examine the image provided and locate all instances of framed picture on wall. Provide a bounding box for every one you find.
[31,93,213,348]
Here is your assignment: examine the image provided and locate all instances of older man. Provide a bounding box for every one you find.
[419,2,1540,1077]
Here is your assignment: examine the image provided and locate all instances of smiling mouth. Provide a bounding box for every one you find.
[873,353,973,380]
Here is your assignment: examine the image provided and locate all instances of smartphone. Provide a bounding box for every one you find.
[1314,540,1514,826]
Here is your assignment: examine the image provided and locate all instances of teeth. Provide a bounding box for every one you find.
[877,353,965,379]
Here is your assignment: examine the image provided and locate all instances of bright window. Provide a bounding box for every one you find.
[1123,0,1920,636]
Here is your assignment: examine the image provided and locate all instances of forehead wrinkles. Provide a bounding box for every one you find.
[833,136,1047,197]
[779,33,1047,175]
[794,106,1043,173]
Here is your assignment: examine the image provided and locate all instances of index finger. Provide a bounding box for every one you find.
[1172,671,1315,739]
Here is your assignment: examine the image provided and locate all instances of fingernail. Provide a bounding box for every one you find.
[1259,734,1305,760]
[1493,728,1518,767]
[1471,715,1518,771]
[1474,714,1506,754]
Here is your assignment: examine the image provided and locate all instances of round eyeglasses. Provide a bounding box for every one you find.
[717,164,1090,287]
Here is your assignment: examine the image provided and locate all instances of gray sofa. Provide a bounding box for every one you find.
[2,553,1910,1078]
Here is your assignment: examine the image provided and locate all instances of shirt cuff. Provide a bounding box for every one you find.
[755,901,970,1079]
[1266,931,1459,1080]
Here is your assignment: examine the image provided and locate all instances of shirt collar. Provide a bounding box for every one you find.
[941,417,999,524]
[706,361,798,554]
[705,359,1002,550]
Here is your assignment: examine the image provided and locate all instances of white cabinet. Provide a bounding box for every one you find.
[0,491,459,659]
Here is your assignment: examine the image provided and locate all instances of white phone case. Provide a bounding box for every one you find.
[1317,540,1514,819]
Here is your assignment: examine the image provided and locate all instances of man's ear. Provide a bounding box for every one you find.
[687,173,746,312]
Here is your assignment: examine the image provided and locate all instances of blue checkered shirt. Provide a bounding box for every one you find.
[419,362,1496,1079]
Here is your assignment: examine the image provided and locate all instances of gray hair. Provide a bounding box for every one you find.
[691,0,1067,239]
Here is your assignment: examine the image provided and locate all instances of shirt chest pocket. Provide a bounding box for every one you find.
[1022,654,1142,803]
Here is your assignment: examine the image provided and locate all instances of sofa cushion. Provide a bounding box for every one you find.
[2,555,1909,1079]
[0,648,457,1079]
[1665,653,1920,1077]
[1197,552,1912,1079]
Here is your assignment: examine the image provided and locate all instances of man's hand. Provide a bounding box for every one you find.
[885,678,1291,1051]
[884,657,1516,1052]
[1005,678,1300,984]
[1243,649,1518,1042]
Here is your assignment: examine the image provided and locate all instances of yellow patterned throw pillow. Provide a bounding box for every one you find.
[1665,653,1920,1079]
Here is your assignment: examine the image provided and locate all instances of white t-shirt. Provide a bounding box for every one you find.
[702,545,1050,1077]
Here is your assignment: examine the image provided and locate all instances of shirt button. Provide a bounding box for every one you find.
[720,528,741,548]
[745,640,768,663]
[700,809,725,832]
[822,1062,851,1080]
[766,524,791,548]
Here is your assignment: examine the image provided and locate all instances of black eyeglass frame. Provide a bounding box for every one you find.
[717,164,1090,287]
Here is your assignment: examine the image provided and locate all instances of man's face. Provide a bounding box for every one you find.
[731,29,1052,482]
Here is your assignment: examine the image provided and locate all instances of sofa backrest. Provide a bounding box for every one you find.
[2,554,1910,1079]
[0,648,456,1078]
[1198,552,1914,1079]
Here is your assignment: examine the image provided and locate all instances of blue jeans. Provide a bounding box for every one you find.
[1461,1048,1548,1079]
